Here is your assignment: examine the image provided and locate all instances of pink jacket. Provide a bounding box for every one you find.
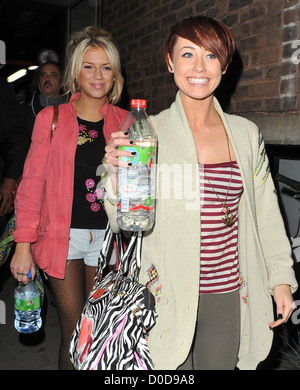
[14,94,128,278]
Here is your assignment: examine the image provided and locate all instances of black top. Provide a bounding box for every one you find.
[0,77,29,181]
[70,117,107,229]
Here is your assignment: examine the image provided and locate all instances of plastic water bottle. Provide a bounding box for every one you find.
[117,99,157,232]
[14,270,42,333]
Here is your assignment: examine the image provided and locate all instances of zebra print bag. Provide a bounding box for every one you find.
[69,223,157,370]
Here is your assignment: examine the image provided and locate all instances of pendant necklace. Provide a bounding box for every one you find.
[203,133,234,226]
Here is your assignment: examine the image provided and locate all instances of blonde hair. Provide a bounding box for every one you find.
[63,26,124,104]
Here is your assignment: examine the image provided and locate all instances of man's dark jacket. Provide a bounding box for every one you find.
[0,77,29,181]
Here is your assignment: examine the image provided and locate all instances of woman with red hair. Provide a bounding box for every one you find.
[104,16,297,370]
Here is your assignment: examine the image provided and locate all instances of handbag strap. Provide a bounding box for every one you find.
[94,222,115,281]
[115,229,124,265]
[127,232,142,279]
[50,105,59,140]
[94,222,143,287]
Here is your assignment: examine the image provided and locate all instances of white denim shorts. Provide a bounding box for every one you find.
[67,228,116,267]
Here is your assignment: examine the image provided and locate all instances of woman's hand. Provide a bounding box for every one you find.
[105,130,134,172]
[10,243,35,284]
[269,284,295,329]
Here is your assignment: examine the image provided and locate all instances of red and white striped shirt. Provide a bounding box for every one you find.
[199,161,243,294]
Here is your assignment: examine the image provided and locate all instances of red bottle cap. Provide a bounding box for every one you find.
[130,99,147,108]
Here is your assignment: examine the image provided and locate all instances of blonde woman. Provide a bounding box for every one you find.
[11,26,128,370]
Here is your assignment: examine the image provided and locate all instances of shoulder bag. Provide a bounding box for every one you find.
[69,223,157,370]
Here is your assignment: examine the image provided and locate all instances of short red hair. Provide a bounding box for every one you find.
[164,16,235,71]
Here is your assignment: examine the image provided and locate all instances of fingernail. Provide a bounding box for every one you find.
[131,152,136,156]
[124,131,129,135]
[128,163,132,167]
[277,314,283,320]
[129,141,134,145]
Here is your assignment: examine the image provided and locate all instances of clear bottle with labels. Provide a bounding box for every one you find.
[117,99,157,232]
[14,270,42,333]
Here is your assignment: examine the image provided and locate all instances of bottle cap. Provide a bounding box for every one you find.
[130,99,147,108]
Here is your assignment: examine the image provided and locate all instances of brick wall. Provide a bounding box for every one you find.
[102,0,300,144]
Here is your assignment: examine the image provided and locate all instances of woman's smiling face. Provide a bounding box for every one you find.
[167,36,224,102]
[77,46,115,102]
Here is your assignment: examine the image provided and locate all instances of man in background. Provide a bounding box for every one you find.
[26,61,69,134]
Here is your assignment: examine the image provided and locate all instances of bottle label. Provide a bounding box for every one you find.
[14,297,41,312]
[118,144,156,213]
[119,144,156,168]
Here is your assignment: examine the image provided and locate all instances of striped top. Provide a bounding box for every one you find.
[199,161,244,294]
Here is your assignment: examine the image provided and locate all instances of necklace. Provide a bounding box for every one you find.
[203,133,234,226]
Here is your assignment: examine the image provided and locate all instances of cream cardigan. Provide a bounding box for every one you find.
[104,92,298,370]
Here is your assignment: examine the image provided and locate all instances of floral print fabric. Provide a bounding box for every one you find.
[70,117,107,229]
